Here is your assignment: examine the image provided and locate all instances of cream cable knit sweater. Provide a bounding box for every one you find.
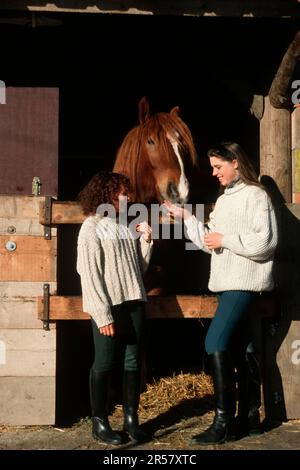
[184,182,278,292]
[77,215,153,328]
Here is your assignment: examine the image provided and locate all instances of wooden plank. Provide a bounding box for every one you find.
[0,1,299,17]
[1,297,55,329]
[260,96,292,202]
[292,106,300,150]
[39,200,85,225]
[38,200,300,226]
[0,281,57,329]
[0,329,56,376]
[37,294,274,320]
[0,376,55,425]
[0,281,57,297]
[0,195,56,236]
[146,295,217,318]
[37,295,218,320]
[277,320,300,419]
[0,196,43,219]
[0,235,56,281]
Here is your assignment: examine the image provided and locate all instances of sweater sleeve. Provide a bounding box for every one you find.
[77,240,114,328]
[137,237,153,273]
[221,194,278,261]
[184,215,212,254]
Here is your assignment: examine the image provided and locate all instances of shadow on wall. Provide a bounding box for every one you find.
[260,175,300,423]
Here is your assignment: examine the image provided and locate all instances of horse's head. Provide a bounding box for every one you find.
[113,97,197,204]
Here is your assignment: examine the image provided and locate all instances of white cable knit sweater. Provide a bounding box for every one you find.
[77,215,153,328]
[184,182,278,292]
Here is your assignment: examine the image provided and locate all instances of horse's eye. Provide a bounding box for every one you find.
[147,137,155,145]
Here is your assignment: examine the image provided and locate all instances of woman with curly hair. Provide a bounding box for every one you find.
[77,171,153,445]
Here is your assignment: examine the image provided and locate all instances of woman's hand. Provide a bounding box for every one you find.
[99,323,115,336]
[204,232,223,250]
[136,222,152,243]
[163,201,192,220]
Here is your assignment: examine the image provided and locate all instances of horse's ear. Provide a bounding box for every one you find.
[139,96,150,124]
[170,106,180,117]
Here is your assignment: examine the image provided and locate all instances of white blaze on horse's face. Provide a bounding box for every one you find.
[167,132,189,204]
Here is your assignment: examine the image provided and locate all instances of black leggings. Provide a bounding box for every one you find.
[91,300,146,373]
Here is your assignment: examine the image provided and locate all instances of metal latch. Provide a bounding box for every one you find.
[42,283,50,331]
[32,176,41,196]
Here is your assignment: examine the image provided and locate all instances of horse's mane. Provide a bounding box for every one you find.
[114,107,197,202]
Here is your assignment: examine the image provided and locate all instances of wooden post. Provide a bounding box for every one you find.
[260,96,291,202]
[292,105,300,203]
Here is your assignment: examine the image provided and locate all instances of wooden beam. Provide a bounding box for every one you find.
[260,96,292,202]
[39,200,85,225]
[37,295,218,320]
[38,200,214,225]
[39,199,300,226]
[37,294,276,321]
[269,30,300,109]
[0,1,299,17]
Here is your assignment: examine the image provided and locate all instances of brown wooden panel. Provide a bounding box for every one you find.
[0,235,56,281]
[39,200,85,225]
[38,201,214,225]
[36,295,216,320]
[0,376,55,425]
[0,87,58,196]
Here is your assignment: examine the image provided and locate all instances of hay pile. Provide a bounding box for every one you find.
[113,372,213,421]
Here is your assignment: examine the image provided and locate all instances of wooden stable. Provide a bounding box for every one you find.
[1,1,300,425]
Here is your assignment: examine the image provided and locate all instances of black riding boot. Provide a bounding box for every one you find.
[235,351,263,437]
[89,369,123,445]
[123,370,150,442]
[191,351,236,445]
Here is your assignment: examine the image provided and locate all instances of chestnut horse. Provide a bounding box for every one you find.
[113,97,211,295]
[113,97,198,204]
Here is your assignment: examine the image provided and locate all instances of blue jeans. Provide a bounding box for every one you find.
[205,291,255,355]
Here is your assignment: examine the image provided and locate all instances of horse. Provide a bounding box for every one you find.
[113,96,198,204]
[113,97,212,295]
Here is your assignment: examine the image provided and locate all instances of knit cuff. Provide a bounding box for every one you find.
[91,305,114,329]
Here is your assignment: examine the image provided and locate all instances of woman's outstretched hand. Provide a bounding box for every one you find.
[136,221,152,243]
[163,200,192,220]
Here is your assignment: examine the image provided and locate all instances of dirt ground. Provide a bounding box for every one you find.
[1,373,300,465]
[1,413,300,452]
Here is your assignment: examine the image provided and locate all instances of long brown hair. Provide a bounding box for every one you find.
[207,142,263,189]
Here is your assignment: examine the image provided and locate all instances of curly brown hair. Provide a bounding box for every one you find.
[77,171,132,215]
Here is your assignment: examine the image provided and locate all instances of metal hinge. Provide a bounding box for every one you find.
[42,283,50,331]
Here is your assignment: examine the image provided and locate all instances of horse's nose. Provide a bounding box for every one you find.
[166,182,180,203]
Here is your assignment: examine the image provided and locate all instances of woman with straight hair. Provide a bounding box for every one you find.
[164,142,278,445]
